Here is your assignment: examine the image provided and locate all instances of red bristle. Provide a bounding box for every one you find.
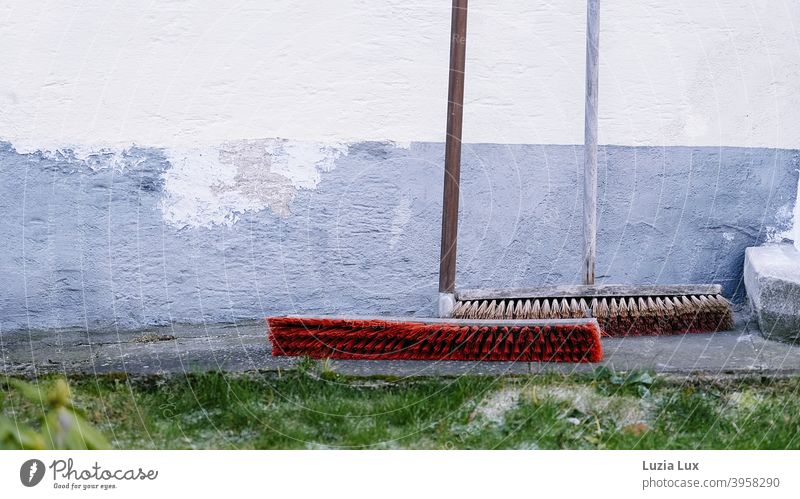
[503,327,514,357]
[267,317,603,363]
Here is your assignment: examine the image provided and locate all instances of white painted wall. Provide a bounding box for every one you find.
[1,0,799,240]
[1,0,799,150]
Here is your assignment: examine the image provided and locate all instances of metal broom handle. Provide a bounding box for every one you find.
[583,0,600,286]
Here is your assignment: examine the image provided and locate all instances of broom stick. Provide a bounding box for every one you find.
[440,1,599,303]
[439,0,468,311]
[583,0,600,286]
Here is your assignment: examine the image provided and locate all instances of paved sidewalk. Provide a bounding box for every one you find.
[2,312,800,377]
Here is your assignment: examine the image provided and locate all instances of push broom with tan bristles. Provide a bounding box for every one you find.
[265,0,605,363]
[437,0,733,337]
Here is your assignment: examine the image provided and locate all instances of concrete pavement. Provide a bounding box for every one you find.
[3,310,800,378]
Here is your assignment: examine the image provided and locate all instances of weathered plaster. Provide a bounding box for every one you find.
[161,140,348,227]
[790,178,800,252]
[1,141,796,332]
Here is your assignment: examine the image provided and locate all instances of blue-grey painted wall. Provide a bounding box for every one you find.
[1,141,797,332]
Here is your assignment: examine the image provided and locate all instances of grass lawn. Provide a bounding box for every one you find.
[3,360,800,449]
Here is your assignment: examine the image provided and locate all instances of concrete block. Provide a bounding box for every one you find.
[744,244,800,344]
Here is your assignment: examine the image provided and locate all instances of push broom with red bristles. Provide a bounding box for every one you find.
[268,316,603,363]
[264,1,605,364]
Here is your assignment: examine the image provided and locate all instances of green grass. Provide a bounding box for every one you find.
[3,362,800,449]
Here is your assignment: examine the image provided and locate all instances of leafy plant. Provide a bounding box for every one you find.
[295,356,319,374]
[593,366,654,398]
[294,357,339,380]
[0,378,110,450]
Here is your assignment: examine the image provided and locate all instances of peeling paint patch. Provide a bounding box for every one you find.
[795,189,800,252]
[388,193,413,250]
[161,139,348,228]
[767,201,796,246]
[8,142,138,172]
[772,166,800,250]
[790,172,800,252]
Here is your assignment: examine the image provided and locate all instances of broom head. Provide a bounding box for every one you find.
[267,316,603,363]
[450,284,734,337]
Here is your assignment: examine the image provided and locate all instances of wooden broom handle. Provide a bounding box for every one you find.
[583,0,600,285]
[439,0,468,294]
[440,1,596,290]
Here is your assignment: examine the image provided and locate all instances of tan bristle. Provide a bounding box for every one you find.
[513,299,523,318]
[619,298,628,316]
[505,300,515,319]
[637,297,647,317]
[455,300,466,318]
[540,299,551,318]
[449,290,733,336]
[569,298,581,317]
[628,297,638,316]
[493,300,505,319]
[717,294,735,328]
[495,300,506,319]
[473,300,485,318]
[467,300,480,319]
[561,299,570,317]
[553,298,562,317]
[543,299,553,319]
[531,299,541,319]
[498,300,507,318]
[617,298,628,317]
[542,299,553,319]
[541,299,551,318]
[521,299,532,317]
[471,300,481,317]
[685,296,699,316]
[488,300,501,319]
[591,298,604,318]
[551,298,562,319]
[714,294,732,316]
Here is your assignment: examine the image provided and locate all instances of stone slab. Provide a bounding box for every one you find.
[744,244,800,343]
